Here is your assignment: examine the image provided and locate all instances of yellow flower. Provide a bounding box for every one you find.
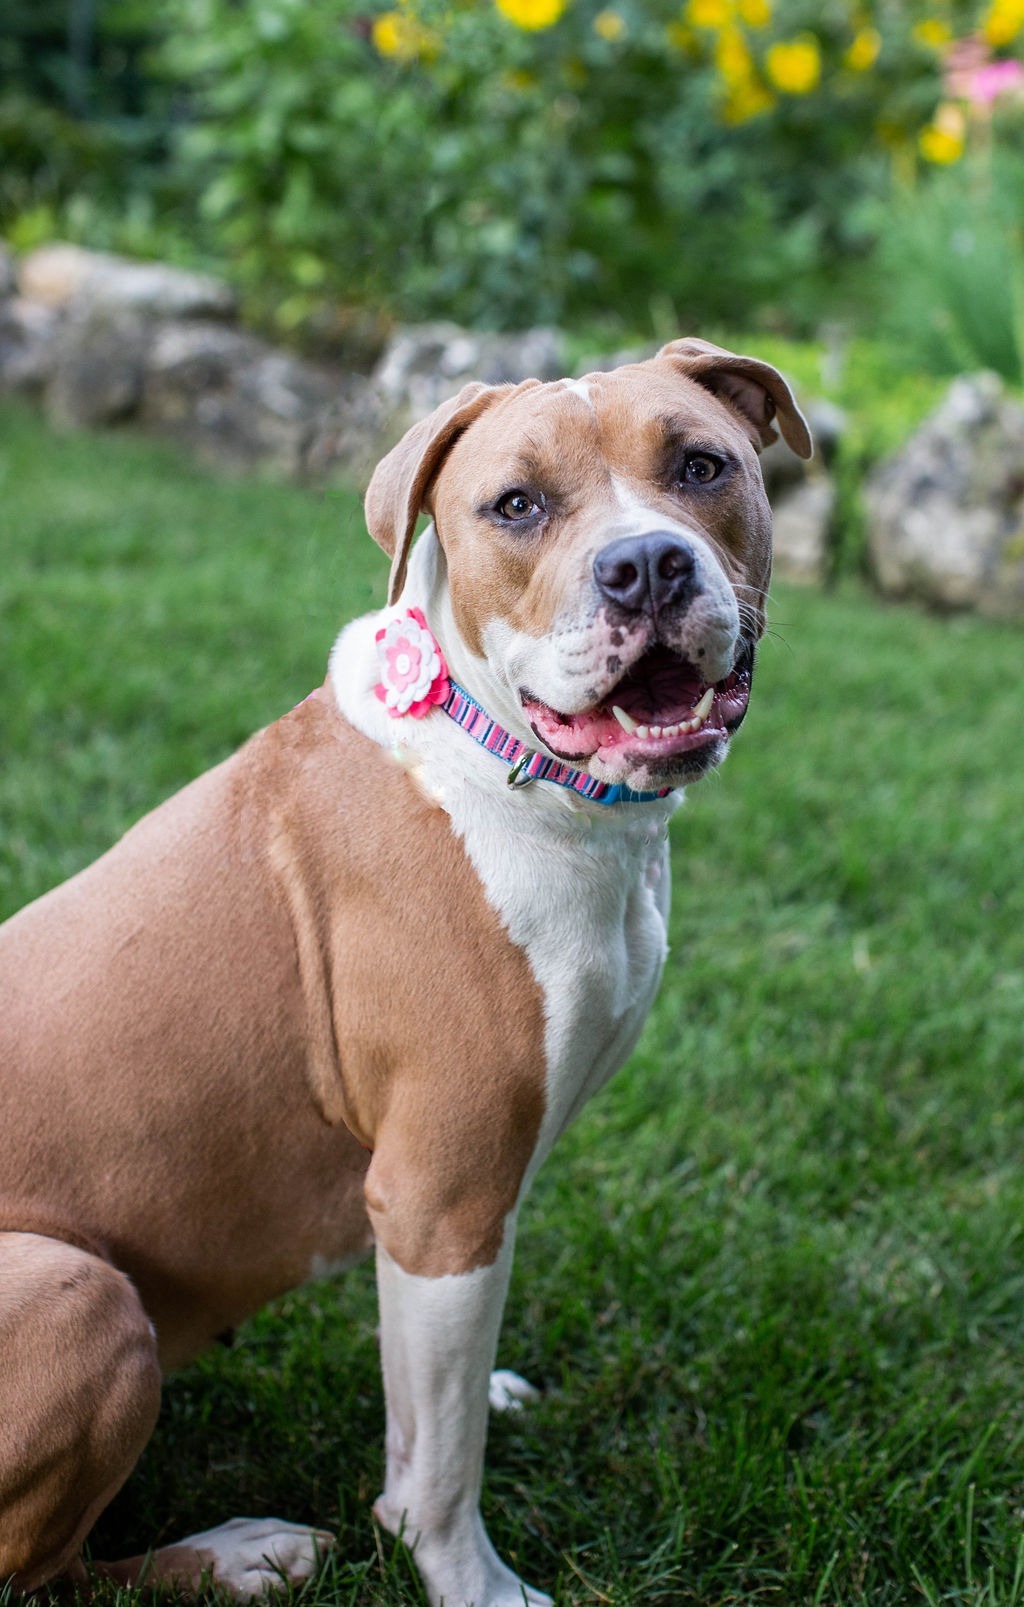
[737,0,771,27]
[722,77,775,122]
[594,8,626,40]
[919,124,964,162]
[372,10,438,60]
[765,34,822,94]
[918,103,966,163]
[372,12,403,57]
[686,0,732,28]
[912,19,953,49]
[982,0,1024,47]
[494,0,568,28]
[716,23,754,86]
[845,26,881,72]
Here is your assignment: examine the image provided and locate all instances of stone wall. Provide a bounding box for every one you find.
[3,239,841,589]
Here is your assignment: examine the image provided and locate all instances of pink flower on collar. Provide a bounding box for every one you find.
[374,607,450,718]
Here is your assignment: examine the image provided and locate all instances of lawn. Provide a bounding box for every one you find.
[2,401,1023,1607]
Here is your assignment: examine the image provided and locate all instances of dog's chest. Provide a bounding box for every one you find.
[445,792,672,1169]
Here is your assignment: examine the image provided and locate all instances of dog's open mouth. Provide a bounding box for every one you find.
[520,643,752,765]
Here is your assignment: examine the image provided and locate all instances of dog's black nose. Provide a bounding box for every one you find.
[593,533,698,615]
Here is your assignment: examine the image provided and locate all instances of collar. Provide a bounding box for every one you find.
[373,605,670,807]
[440,680,671,806]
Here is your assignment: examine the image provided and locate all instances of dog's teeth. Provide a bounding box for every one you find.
[662,723,679,738]
[612,704,638,734]
[692,687,715,724]
[636,724,650,740]
[648,724,663,738]
[682,716,698,734]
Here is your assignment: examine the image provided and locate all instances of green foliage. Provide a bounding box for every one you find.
[869,151,1024,384]
[149,0,932,332]
[2,1,1024,358]
[0,0,171,227]
[154,2,426,330]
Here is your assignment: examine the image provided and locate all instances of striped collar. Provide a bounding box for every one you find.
[441,680,671,807]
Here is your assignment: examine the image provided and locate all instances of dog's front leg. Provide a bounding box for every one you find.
[373,1225,550,1607]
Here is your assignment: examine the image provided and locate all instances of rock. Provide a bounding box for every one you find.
[142,322,265,423]
[19,243,98,307]
[239,351,338,425]
[0,241,16,300]
[20,243,237,321]
[0,298,61,395]
[865,372,1024,619]
[373,322,565,421]
[760,395,844,500]
[141,321,341,474]
[46,305,150,428]
[771,476,835,585]
[300,302,392,374]
[302,376,394,484]
[757,396,844,585]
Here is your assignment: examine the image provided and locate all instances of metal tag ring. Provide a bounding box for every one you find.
[507,750,539,789]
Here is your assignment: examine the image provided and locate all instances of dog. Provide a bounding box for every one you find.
[0,339,810,1605]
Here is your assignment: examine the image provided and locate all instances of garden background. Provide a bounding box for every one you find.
[2,2,1024,1604]
[3,0,1024,375]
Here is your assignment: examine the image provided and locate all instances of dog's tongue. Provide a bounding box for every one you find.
[526,702,623,759]
[522,646,734,760]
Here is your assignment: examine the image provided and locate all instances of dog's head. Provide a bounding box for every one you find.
[365,338,811,792]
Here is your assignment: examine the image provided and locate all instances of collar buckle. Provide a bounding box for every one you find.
[506,750,539,789]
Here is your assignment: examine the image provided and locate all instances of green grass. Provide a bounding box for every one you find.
[2,400,1024,1606]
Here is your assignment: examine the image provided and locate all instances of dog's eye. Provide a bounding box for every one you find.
[496,490,542,522]
[681,454,721,486]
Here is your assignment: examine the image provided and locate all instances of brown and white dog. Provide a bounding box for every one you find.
[0,340,810,1605]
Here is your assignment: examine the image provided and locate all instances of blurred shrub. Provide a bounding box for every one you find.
[150,0,1024,334]
[0,0,178,256]
[872,156,1023,383]
[1,0,1022,343]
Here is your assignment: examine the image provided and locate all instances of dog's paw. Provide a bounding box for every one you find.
[488,1369,542,1413]
[175,1516,336,1597]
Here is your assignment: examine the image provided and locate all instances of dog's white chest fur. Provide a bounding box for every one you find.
[444,780,673,1180]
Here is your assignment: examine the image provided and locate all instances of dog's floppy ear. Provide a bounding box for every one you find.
[366,382,498,605]
[658,336,813,460]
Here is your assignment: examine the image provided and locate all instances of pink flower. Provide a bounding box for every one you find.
[374,607,450,718]
[944,36,1024,103]
[969,58,1024,102]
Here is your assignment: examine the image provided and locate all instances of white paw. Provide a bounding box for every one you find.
[488,1369,542,1413]
[374,1502,550,1607]
[183,1516,335,1597]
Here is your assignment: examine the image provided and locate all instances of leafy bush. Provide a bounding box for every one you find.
[870,149,1024,383]
[0,0,171,233]
[1,0,1023,342]
[148,0,929,331]
[150,0,1024,335]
